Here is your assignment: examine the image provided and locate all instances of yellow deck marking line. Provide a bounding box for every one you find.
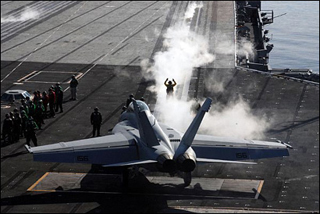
[16,69,79,83]
[21,71,82,84]
[255,180,264,199]
[25,81,70,84]
[74,73,83,79]
[257,180,264,193]
[27,172,88,192]
[17,70,39,83]
[27,172,49,191]
[49,172,87,175]
[40,71,79,74]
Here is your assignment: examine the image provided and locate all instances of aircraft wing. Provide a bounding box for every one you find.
[25,134,141,165]
[192,134,291,161]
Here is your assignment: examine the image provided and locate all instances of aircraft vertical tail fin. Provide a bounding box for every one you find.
[174,98,212,158]
[132,99,159,146]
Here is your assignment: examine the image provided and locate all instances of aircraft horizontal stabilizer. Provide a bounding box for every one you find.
[277,140,293,149]
[25,144,32,153]
[23,134,139,165]
[102,160,157,167]
[197,158,257,165]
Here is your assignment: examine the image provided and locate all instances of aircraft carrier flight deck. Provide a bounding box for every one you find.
[1,1,319,213]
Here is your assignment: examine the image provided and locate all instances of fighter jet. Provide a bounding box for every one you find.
[25,98,292,186]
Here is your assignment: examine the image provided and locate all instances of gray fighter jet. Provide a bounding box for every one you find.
[25,98,292,186]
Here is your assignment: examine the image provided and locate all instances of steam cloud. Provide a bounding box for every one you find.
[201,97,272,139]
[1,7,40,23]
[237,37,255,60]
[140,2,271,140]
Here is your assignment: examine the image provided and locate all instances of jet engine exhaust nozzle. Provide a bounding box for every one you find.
[157,154,176,172]
[177,153,196,172]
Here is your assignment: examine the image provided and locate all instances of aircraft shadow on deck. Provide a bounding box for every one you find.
[1,167,266,212]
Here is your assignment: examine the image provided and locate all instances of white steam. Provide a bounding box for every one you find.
[149,22,215,98]
[143,1,214,132]
[1,7,40,23]
[140,2,271,140]
[237,37,255,60]
[201,97,271,139]
[212,31,236,55]
[204,68,234,93]
[184,1,203,21]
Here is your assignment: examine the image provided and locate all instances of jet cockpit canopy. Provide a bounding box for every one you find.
[127,100,150,112]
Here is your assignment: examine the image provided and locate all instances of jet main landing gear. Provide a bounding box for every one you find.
[183,171,192,186]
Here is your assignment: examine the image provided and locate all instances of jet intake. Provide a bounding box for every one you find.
[157,153,176,172]
[177,153,196,172]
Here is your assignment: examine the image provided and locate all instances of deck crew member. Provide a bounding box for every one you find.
[70,75,79,100]
[91,107,102,137]
[55,86,64,113]
[126,94,134,107]
[25,117,38,147]
[2,114,14,144]
[164,78,177,96]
